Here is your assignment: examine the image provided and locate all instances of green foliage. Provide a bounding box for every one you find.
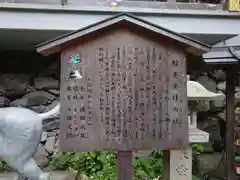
[191,143,204,153]
[190,143,204,176]
[133,151,163,180]
[49,152,111,175]
[49,151,163,180]
[0,144,205,180]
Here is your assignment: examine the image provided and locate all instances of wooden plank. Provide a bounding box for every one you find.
[59,29,188,151]
[117,151,132,180]
[163,150,170,180]
[225,66,236,180]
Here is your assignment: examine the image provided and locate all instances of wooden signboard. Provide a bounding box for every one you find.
[37,13,209,180]
[59,29,188,151]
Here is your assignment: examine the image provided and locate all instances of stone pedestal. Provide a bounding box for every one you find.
[163,149,192,180]
[163,128,209,180]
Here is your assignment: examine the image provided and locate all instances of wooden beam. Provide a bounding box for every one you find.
[117,151,132,180]
[226,66,236,180]
[163,150,170,180]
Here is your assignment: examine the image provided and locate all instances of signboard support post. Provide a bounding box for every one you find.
[117,151,133,180]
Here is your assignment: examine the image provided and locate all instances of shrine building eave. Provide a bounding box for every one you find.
[36,13,210,57]
[203,46,240,65]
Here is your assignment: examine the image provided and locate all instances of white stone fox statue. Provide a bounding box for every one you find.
[0,103,60,180]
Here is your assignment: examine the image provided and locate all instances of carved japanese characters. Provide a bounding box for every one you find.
[60,30,188,151]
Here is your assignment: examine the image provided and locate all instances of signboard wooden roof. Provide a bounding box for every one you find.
[36,13,209,56]
[36,13,209,151]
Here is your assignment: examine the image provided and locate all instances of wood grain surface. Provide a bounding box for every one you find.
[59,29,188,151]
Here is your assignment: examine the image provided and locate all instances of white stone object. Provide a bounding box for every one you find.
[166,149,192,180]
[189,128,209,143]
[187,80,225,100]
[0,103,60,180]
[45,136,56,153]
[162,128,209,180]
[34,145,49,167]
[163,80,220,180]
